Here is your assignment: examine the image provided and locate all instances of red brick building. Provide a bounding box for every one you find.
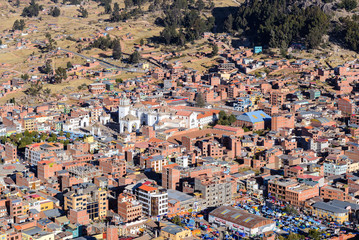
[117,192,142,222]
[162,163,181,190]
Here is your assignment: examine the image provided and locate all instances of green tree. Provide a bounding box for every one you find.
[172,215,181,225]
[234,0,329,49]
[9,98,16,104]
[53,67,67,83]
[338,0,357,11]
[66,61,73,69]
[112,39,122,60]
[195,92,206,107]
[308,229,322,240]
[13,19,26,31]
[21,0,42,17]
[66,132,71,138]
[21,73,30,80]
[125,0,134,9]
[25,81,43,96]
[49,7,61,17]
[110,3,120,22]
[78,6,88,18]
[196,0,205,11]
[224,14,233,33]
[211,44,218,56]
[129,50,140,64]
[42,59,52,74]
[44,33,57,52]
[228,114,236,124]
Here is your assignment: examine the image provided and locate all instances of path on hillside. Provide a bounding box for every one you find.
[58,47,147,73]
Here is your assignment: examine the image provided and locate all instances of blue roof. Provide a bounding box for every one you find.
[236,110,271,124]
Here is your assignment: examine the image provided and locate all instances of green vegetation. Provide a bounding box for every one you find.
[78,6,89,18]
[25,81,43,96]
[21,0,43,17]
[195,92,206,107]
[12,20,26,31]
[233,0,329,48]
[110,3,120,22]
[89,35,114,50]
[62,0,82,4]
[44,33,57,52]
[283,205,298,215]
[49,7,61,17]
[112,39,122,60]
[217,110,236,126]
[158,0,215,45]
[42,60,53,75]
[277,229,323,240]
[21,74,30,81]
[66,61,73,69]
[0,131,73,151]
[53,67,67,84]
[278,233,304,240]
[171,215,185,227]
[338,0,357,11]
[337,17,359,52]
[129,50,140,64]
[78,83,88,90]
[211,44,218,56]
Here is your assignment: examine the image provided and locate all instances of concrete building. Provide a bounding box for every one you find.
[194,174,233,207]
[136,184,168,217]
[324,161,348,176]
[209,206,275,237]
[160,223,192,240]
[25,142,64,166]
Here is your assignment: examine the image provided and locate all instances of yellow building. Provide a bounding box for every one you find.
[64,185,107,220]
[348,160,359,173]
[312,201,348,223]
[160,223,192,240]
[0,233,6,240]
[40,200,54,211]
[23,118,36,131]
[84,136,94,143]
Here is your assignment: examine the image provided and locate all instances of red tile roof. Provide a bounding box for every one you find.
[138,185,157,192]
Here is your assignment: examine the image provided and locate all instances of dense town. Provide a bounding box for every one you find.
[2,0,359,240]
[1,34,359,239]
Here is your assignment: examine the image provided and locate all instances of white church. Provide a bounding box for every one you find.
[118,95,217,134]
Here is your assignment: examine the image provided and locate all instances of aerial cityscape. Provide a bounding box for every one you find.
[1,0,359,239]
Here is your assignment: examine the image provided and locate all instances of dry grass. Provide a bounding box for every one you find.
[46,78,93,94]
[213,0,242,7]
[0,90,26,104]
[113,72,144,80]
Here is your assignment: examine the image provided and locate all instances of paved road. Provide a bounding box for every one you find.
[57,48,147,73]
